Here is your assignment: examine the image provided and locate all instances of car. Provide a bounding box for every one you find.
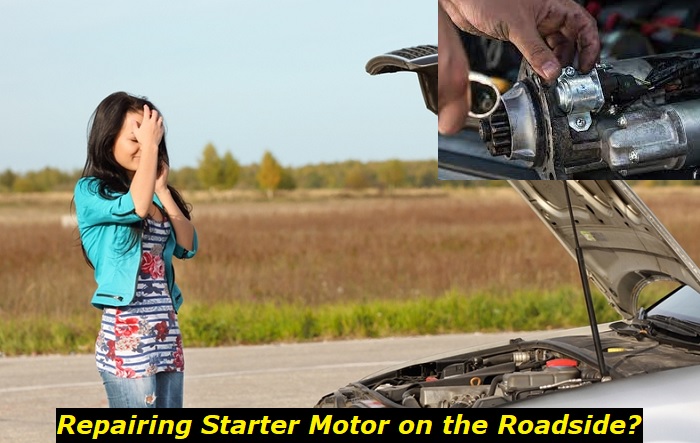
[315,180,700,441]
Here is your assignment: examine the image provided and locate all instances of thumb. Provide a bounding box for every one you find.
[511,29,561,83]
[438,61,470,135]
[438,99,470,135]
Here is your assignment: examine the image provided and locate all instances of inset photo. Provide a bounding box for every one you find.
[438,0,700,179]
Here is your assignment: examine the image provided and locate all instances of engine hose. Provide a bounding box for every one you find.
[488,375,504,396]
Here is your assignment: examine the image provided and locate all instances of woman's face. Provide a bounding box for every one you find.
[113,111,144,178]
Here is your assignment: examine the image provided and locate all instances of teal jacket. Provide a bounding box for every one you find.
[74,177,198,312]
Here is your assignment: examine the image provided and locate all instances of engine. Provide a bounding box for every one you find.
[368,349,600,408]
[479,49,700,179]
[315,340,612,409]
[314,328,700,409]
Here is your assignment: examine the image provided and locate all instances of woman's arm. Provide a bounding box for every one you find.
[155,164,195,252]
[130,104,162,218]
[74,177,143,227]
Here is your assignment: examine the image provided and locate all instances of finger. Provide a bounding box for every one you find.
[575,25,600,72]
[465,75,471,115]
[560,8,600,72]
[438,7,471,135]
[438,99,470,135]
[546,32,575,67]
[437,56,470,134]
[509,26,561,83]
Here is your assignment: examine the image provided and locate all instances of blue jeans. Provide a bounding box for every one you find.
[99,371,184,408]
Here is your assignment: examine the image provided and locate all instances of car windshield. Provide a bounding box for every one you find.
[647,285,700,325]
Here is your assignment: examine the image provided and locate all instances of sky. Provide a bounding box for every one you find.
[0,1,436,173]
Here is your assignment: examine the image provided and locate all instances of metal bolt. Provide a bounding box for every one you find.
[617,116,627,128]
[575,117,586,128]
[629,150,639,163]
[607,105,618,115]
[564,66,576,77]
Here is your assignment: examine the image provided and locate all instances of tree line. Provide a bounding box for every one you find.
[2,143,465,194]
[168,143,451,194]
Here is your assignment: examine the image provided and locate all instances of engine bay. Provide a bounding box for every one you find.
[316,330,700,408]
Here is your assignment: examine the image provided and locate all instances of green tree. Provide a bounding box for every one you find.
[406,160,438,188]
[197,143,223,189]
[378,159,406,190]
[10,167,71,192]
[278,167,297,190]
[0,169,17,192]
[344,163,371,190]
[170,166,201,190]
[221,152,241,189]
[237,164,259,189]
[296,167,325,189]
[256,151,283,199]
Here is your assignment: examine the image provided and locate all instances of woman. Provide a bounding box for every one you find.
[74,91,198,408]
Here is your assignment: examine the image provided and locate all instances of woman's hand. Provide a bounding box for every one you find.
[129,104,164,218]
[155,161,169,195]
[155,161,195,251]
[132,104,163,150]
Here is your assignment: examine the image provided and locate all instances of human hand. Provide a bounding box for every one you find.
[155,161,169,194]
[439,5,471,135]
[439,0,600,83]
[132,104,164,150]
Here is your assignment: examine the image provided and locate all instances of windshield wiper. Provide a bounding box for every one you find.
[645,315,700,339]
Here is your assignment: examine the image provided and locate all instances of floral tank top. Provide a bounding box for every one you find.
[95,216,184,378]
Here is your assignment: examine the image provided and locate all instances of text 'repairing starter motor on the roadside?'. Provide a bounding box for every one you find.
[56,409,644,442]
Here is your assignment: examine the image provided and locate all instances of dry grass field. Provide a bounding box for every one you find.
[1,184,700,354]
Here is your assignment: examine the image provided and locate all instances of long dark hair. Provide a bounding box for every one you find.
[76,91,191,267]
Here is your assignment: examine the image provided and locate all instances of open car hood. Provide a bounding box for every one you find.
[509,180,700,319]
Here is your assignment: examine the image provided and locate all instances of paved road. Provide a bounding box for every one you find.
[0,332,545,443]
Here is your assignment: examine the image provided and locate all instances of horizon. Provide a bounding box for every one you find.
[2,155,438,176]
